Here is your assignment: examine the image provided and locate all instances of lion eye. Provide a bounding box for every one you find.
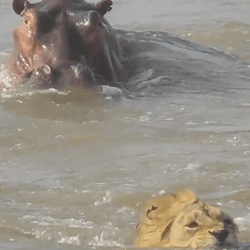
[24,18,28,24]
[186,222,199,229]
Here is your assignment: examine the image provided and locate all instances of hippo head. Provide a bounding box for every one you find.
[5,0,122,90]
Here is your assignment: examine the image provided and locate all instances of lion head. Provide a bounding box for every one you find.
[135,189,238,248]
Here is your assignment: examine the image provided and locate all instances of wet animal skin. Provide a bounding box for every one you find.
[5,0,122,89]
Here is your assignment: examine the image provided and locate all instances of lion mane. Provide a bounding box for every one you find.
[135,189,238,248]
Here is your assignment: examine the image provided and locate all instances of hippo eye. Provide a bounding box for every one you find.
[186,222,199,229]
[224,219,232,225]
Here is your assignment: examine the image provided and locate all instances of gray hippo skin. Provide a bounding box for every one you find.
[4,0,122,89]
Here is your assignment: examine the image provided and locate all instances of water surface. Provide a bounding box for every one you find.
[1,0,250,249]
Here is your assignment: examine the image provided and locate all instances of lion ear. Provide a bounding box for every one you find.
[161,219,173,241]
[145,194,179,220]
[177,188,199,204]
[146,205,158,219]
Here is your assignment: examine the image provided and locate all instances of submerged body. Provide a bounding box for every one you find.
[4,0,122,90]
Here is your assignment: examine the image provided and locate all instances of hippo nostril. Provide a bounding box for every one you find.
[87,10,100,26]
[209,229,229,242]
[41,64,51,75]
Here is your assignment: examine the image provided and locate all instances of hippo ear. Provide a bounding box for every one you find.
[12,0,31,15]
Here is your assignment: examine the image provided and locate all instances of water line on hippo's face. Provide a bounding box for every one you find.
[23,61,97,90]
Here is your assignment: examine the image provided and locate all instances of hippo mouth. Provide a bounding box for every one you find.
[16,53,31,74]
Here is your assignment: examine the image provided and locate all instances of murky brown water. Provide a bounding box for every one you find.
[1,0,250,249]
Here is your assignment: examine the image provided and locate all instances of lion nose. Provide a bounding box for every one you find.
[209,229,229,242]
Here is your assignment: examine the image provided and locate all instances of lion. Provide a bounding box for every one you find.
[135,189,238,248]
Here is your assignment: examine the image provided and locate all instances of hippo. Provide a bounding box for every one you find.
[3,0,123,90]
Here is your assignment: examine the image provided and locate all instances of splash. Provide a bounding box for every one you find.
[0,69,13,89]
[89,222,125,247]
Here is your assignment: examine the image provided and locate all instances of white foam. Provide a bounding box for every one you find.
[57,235,81,246]
[0,70,13,89]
